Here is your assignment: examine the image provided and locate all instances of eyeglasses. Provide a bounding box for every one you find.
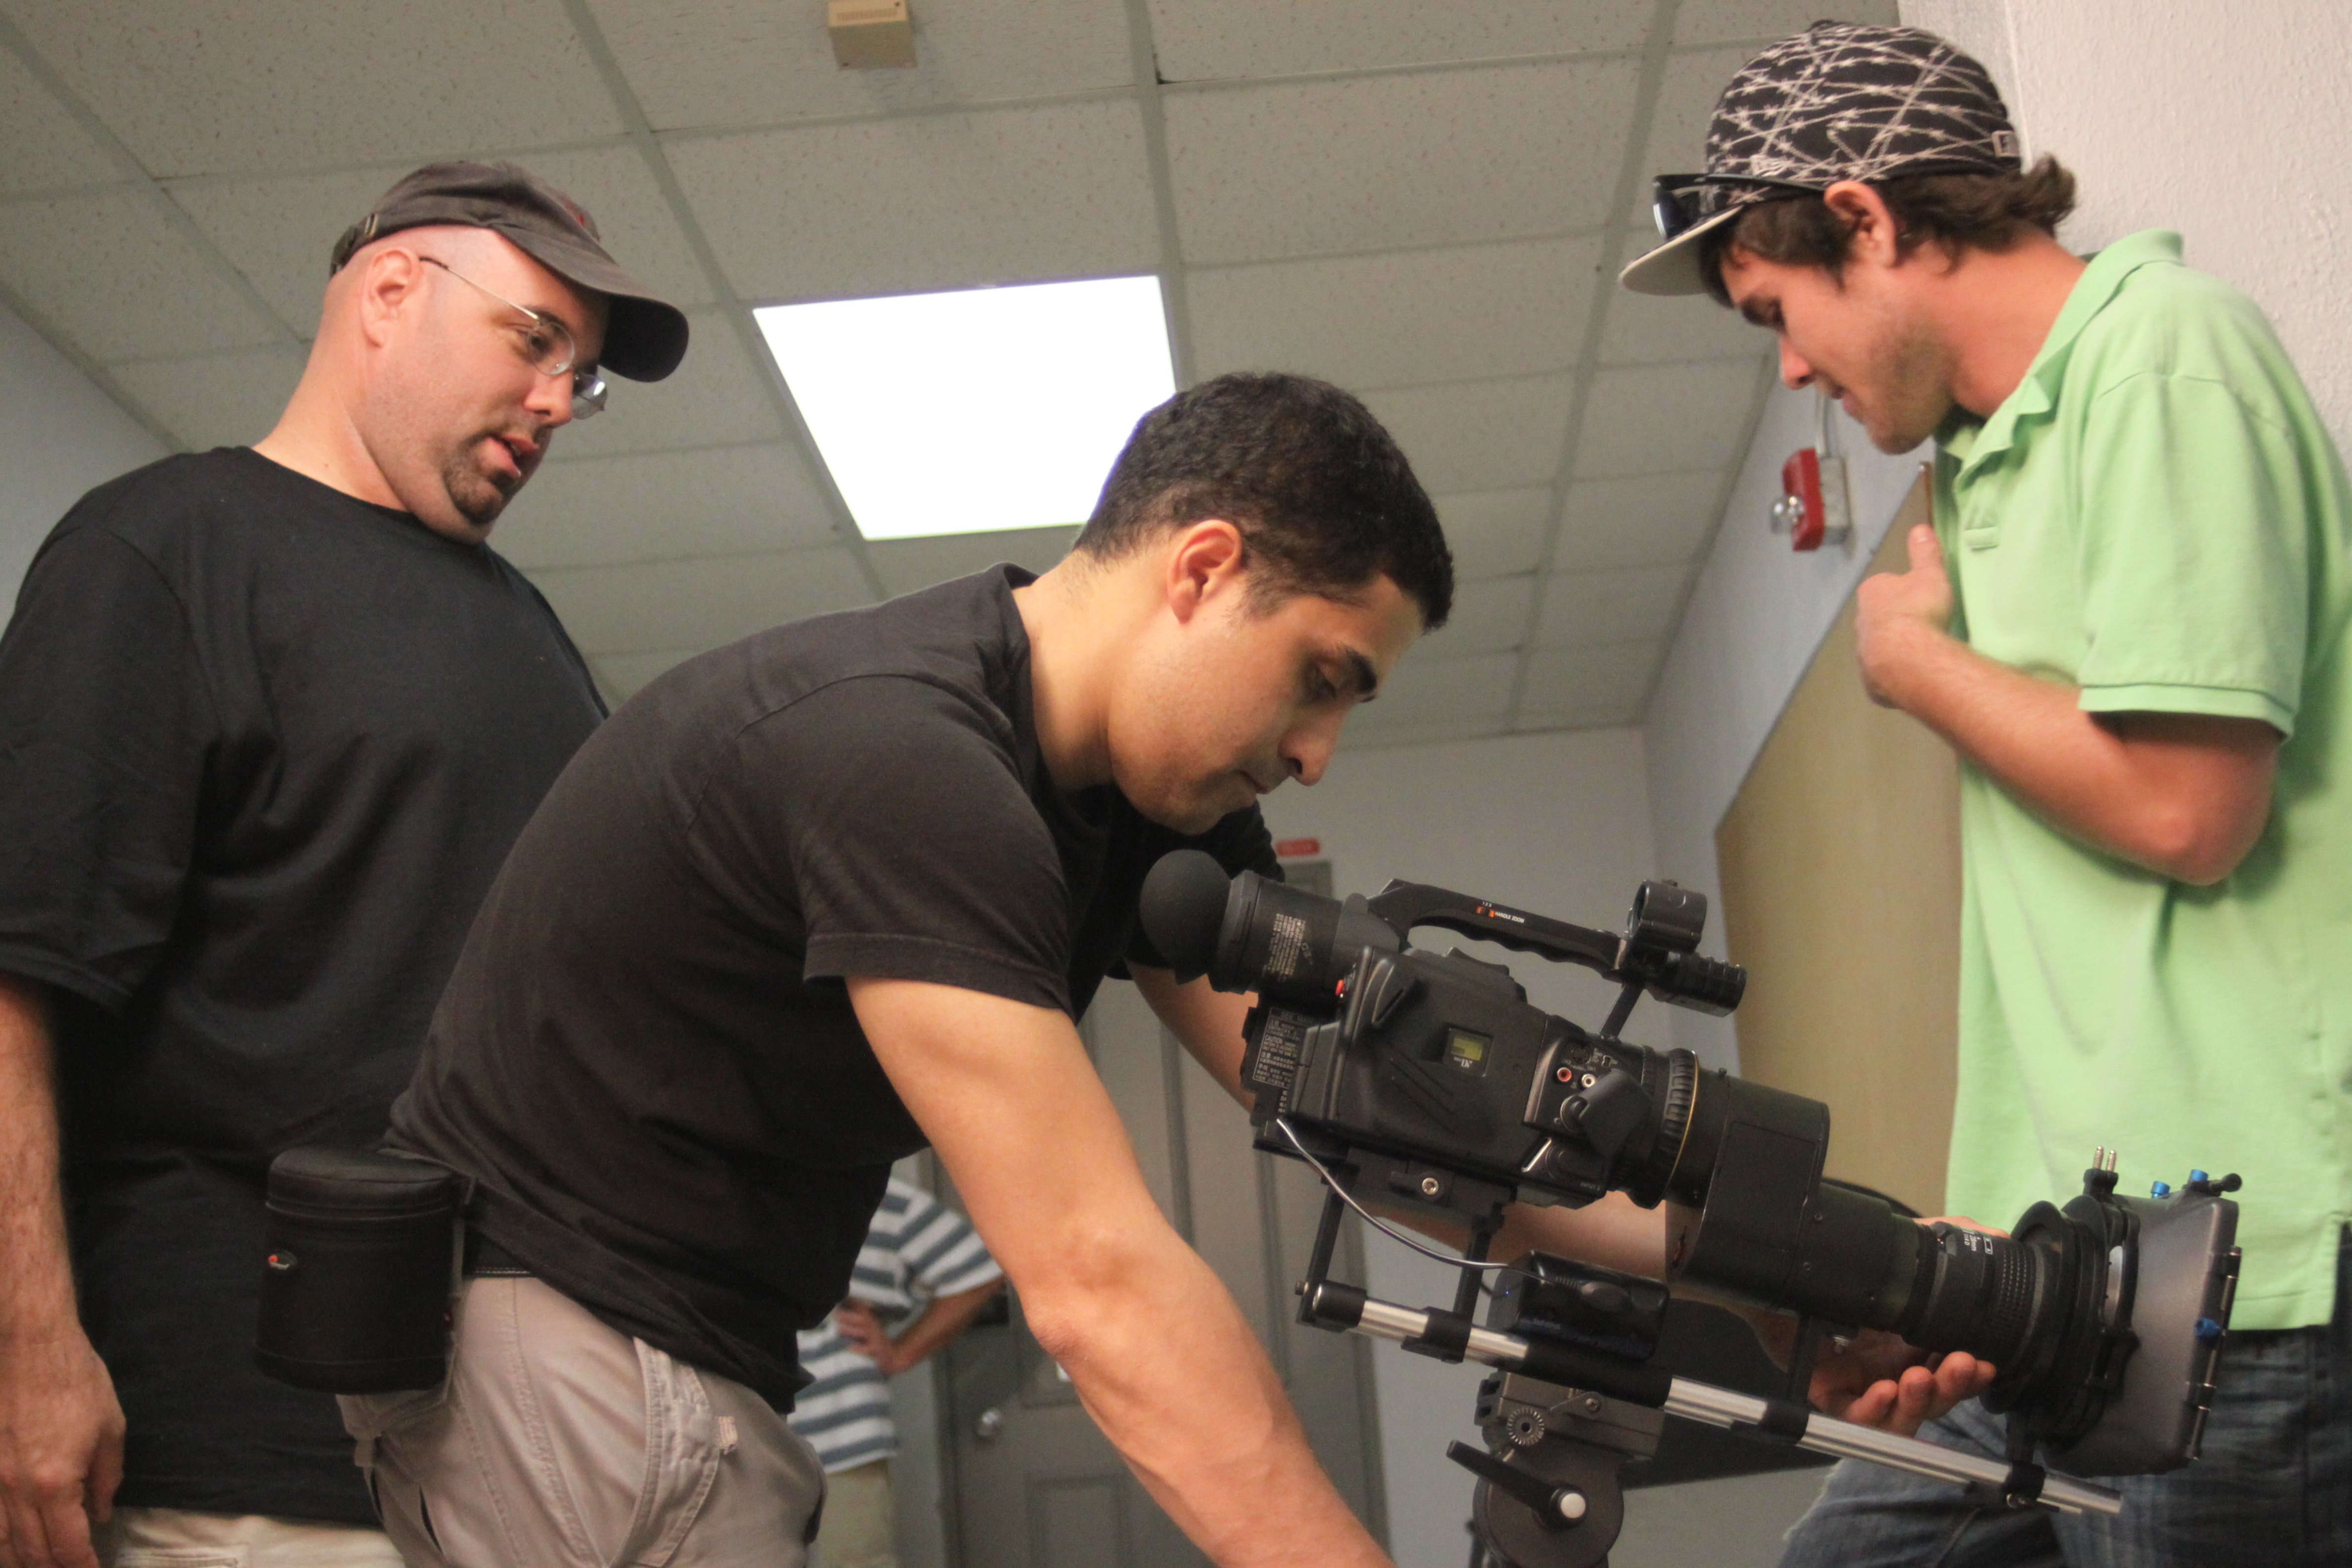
[1650,172,1825,244]
[419,255,609,420]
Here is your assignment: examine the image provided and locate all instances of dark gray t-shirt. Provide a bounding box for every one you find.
[390,567,1275,1406]
[0,447,604,1522]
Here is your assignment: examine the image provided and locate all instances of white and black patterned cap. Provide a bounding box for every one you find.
[1620,22,2021,297]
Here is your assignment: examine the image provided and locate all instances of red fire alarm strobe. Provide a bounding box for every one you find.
[1769,392,1853,552]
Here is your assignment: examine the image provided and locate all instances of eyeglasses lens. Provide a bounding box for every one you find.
[571,370,608,422]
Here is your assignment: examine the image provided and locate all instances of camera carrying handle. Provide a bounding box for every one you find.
[1364,882,1746,1018]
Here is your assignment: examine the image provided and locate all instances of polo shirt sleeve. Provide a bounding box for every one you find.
[2072,370,2308,735]
[725,674,1078,1013]
[0,524,213,1011]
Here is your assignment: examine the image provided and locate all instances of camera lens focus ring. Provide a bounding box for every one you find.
[1621,1048,1698,1209]
[1900,1225,2045,1371]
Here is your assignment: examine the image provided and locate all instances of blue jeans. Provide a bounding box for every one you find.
[1779,1232,2352,1568]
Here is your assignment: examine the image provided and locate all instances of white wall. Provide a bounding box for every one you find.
[0,300,168,610]
[1265,728,1662,1567]
[1907,0,2352,450]
[1642,0,2352,1069]
[1641,389,1918,1068]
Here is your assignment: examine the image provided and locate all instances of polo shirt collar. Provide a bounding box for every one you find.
[1945,230,2186,477]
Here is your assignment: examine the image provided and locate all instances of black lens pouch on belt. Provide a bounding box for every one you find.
[255,1146,471,1393]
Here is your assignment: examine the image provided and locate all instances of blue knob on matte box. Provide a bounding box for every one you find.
[2195,1318,2224,1341]
[2190,1169,2209,1184]
[2152,1180,2172,1198]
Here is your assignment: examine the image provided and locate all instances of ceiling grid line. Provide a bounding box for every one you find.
[0,272,181,452]
[1499,0,1689,732]
[551,0,888,604]
[1187,221,1615,276]
[1155,45,1645,97]
[0,9,306,361]
[1121,0,1197,391]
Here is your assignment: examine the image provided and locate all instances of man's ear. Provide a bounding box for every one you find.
[355,246,427,349]
[1820,180,1902,269]
[1162,520,1247,624]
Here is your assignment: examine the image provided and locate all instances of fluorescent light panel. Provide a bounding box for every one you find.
[755,276,1177,541]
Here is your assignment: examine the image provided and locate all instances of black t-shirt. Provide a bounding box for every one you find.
[0,448,604,1523]
[389,566,1275,1408]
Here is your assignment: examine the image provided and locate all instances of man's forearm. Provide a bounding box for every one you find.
[0,976,77,1339]
[1023,1234,1385,1568]
[879,1278,1002,1374]
[1868,622,2274,883]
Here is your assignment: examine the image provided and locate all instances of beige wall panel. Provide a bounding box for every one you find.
[1714,470,1960,1214]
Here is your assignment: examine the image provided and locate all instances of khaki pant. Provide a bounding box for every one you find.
[96,1508,404,1568]
[810,1461,894,1568]
[342,1275,824,1568]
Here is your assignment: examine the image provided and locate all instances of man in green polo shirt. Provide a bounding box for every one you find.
[1620,22,2352,1568]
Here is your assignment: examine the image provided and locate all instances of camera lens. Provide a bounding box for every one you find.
[1885,1205,2119,1448]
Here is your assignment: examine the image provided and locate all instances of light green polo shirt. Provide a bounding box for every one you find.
[1934,231,2352,1331]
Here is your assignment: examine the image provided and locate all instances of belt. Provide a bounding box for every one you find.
[465,1230,533,1278]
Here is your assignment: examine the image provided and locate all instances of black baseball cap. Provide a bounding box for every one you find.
[329,160,689,381]
[1620,23,2023,297]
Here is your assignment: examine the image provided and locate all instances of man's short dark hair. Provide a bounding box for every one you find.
[1699,155,2078,306]
[1076,372,1454,629]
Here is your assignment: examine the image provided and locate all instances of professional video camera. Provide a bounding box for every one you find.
[1140,852,2242,1568]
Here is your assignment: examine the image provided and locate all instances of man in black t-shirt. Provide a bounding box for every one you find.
[0,163,686,1568]
[369,374,1452,1568]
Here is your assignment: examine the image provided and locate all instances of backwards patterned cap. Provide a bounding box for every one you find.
[1620,22,2021,297]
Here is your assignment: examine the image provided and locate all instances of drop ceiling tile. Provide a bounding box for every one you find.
[1517,640,1662,728]
[0,42,119,196]
[1146,1,1649,82]
[1188,234,1602,391]
[1639,44,1759,177]
[1361,374,1574,496]
[592,646,698,703]
[867,526,1078,599]
[1436,487,1553,582]
[1676,0,1896,49]
[1164,57,1640,265]
[1533,565,1691,649]
[107,345,305,452]
[527,544,877,655]
[539,312,787,461]
[494,443,840,570]
[1572,358,1762,479]
[1339,713,1515,752]
[173,147,714,341]
[1552,471,1727,573]
[0,189,283,361]
[1415,574,1534,660]
[669,101,1159,303]
[11,0,624,178]
[1347,649,1517,737]
[589,0,1133,131]
[1600,239,1771,366]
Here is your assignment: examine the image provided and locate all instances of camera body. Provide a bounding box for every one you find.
[1140,851,2240,1477]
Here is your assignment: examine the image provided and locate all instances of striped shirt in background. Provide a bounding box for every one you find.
[789,1175,1004,1473]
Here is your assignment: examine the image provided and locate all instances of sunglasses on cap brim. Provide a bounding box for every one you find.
[1652,159,2018,244]
[1649,173,1826,244]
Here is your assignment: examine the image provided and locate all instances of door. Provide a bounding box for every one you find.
[938,969,1388,1568]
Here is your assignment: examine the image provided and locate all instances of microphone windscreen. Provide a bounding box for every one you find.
[1139,850,1233,982]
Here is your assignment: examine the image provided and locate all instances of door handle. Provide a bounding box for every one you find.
[974,1407,1005,1441]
